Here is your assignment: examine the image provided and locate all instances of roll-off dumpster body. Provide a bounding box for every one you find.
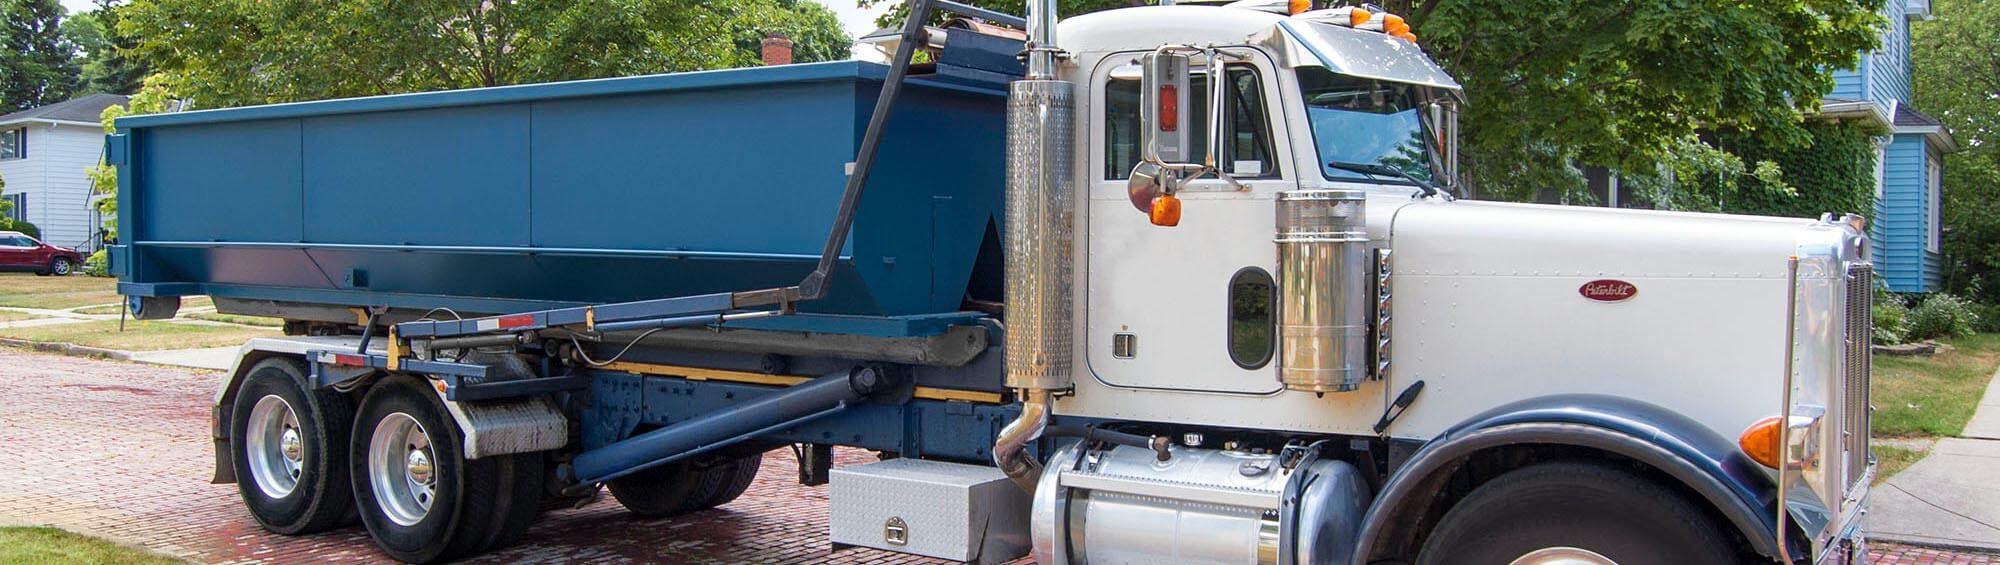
[109,61,1010,325]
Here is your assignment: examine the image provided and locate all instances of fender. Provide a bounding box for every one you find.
[1352,394,1783,563]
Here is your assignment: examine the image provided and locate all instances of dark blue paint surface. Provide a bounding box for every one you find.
[114,61,1010,321]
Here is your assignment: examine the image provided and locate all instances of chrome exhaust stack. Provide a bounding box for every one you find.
[1276,190,1372,393]
[994,0,1074,492]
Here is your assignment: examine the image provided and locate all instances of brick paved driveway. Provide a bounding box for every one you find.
[0,348,1993,564]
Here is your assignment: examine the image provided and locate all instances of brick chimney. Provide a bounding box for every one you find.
[761,33,793,66]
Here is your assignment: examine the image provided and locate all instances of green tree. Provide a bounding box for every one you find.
[119,0,851,108]
[1,0,81,110]
[1916,0,2000,303]
[63,1,148,95]
[869,0,1883,205]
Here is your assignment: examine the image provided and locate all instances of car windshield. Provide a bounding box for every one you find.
[1298,67,1439,184]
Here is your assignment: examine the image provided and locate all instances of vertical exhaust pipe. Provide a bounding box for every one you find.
[994,0,1073,492]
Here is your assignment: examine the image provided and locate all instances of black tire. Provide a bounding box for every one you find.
[702,454,761,510]
[350,376,543,563]
[607,454,761,518]
[1417,461,1742,565]
[48,257,71,276]
[229,357,356,535]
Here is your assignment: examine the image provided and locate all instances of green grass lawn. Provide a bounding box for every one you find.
[0,309,42,322]
[0,273,120,310]
[186,312,284,327]
[0,527,182,564]
[0,320,275,351]
[1871,333,2000,438]
[1871,445,1925,486]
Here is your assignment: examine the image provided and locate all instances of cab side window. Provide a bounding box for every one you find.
[1105,65,1278,180]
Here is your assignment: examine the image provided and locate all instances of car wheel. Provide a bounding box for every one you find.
[1416,461,1744,565]
[229,357,357,535]
[49,257,72,276]
[351,375,542,563]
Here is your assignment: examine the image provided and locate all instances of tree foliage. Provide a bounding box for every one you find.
[1917,0,2000,304]
[62,1,148,95]
[870,0,1884,205]
[119,0,851,108]
[1714,120,1879,218]
[1,0,80,110]
[85,74,177,240]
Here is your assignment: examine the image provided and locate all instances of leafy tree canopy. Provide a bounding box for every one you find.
[1,0,81,110]
[1916,0,2000,302]
[868,0,1885,203]
[64,0,148,95]
[119,0,850,108]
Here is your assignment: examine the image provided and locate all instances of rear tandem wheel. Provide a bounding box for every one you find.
[350,375,544,563]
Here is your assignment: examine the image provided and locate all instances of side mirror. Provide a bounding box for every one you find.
[1140,51,1193,165]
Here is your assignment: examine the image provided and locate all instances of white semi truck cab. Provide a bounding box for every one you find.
[991,2,1873,564]
[121,1,1871,563]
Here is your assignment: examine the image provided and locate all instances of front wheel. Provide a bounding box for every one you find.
[1416,461,1744,565]
[351,376,543,563]
[48,257,72,276]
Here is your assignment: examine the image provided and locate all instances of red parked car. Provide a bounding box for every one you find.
[0,231,83,276]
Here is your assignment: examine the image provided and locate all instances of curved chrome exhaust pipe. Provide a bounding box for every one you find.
[994,388,1050,492]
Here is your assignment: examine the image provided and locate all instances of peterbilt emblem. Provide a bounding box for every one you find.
[1580,280,1638,302]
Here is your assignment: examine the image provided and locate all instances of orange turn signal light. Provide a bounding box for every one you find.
[1288,0,1312,15]
[1739,416,1784,469]
[1150,194,1182,227]
[1383,14,1411,37]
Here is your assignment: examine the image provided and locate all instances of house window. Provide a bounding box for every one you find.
[0,127,23,160]
[1928,156,1942,253]
[2,193,23,223]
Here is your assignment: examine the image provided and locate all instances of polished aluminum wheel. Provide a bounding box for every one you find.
[1510,547,1617,565]
[245,394,304,499]
[368,412,437,527]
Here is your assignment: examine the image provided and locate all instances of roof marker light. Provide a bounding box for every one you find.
[1288,0,1312,15]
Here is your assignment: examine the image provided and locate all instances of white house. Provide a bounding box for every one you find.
[0,93,127,251]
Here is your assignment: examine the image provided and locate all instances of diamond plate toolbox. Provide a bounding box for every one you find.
[829,458,1030,563]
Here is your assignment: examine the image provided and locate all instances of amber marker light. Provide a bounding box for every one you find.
[1150,194,1183,227]
[1288,0,1311,15]
[1349,8,1372,26]
[1739,416,1784,469]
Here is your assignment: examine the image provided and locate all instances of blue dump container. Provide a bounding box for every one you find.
[109,61,1011,322]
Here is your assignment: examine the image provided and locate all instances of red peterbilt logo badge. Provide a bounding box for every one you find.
[1579,280,1638,302]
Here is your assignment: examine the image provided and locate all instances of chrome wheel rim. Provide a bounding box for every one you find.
[245,394,304,499]
[369,412,437,527]
[51,259,69,275]
[1510,547,1617,565]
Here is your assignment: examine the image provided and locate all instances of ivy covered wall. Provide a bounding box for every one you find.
[1720,120,1881,220]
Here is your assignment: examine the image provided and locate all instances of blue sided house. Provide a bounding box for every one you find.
[1819,0,1957,292]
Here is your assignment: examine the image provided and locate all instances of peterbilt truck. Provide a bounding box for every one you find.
[106,1,1873,563]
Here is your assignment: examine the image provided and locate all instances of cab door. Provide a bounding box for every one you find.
[1084,49,1296,394]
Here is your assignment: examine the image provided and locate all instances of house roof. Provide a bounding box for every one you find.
[0,93,129,126]
[1894,105,1943,127]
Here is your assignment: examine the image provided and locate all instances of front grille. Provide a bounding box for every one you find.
[1844,263,1873,489]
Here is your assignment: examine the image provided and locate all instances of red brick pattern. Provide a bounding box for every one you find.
[1,348,1995,564]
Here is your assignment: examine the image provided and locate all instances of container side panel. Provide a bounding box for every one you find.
[136,119,303,243]
[850,82,1009,315]
[302,104,531,246]
[527,82,856,256]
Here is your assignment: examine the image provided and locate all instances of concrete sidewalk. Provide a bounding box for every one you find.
[1869,368,2000,552]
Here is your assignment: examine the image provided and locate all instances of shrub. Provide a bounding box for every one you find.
[1907,293,1979,341]
[1874,285,1912,345]
[83,250,109,277]
[0,219,40,239]
[1974,303,2000,334]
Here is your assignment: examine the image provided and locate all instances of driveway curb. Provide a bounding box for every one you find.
[0,337,133,361]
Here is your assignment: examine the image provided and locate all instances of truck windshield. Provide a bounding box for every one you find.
[1299,67,1438,184]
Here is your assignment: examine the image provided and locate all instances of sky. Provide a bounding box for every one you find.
[59,0,892,62]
